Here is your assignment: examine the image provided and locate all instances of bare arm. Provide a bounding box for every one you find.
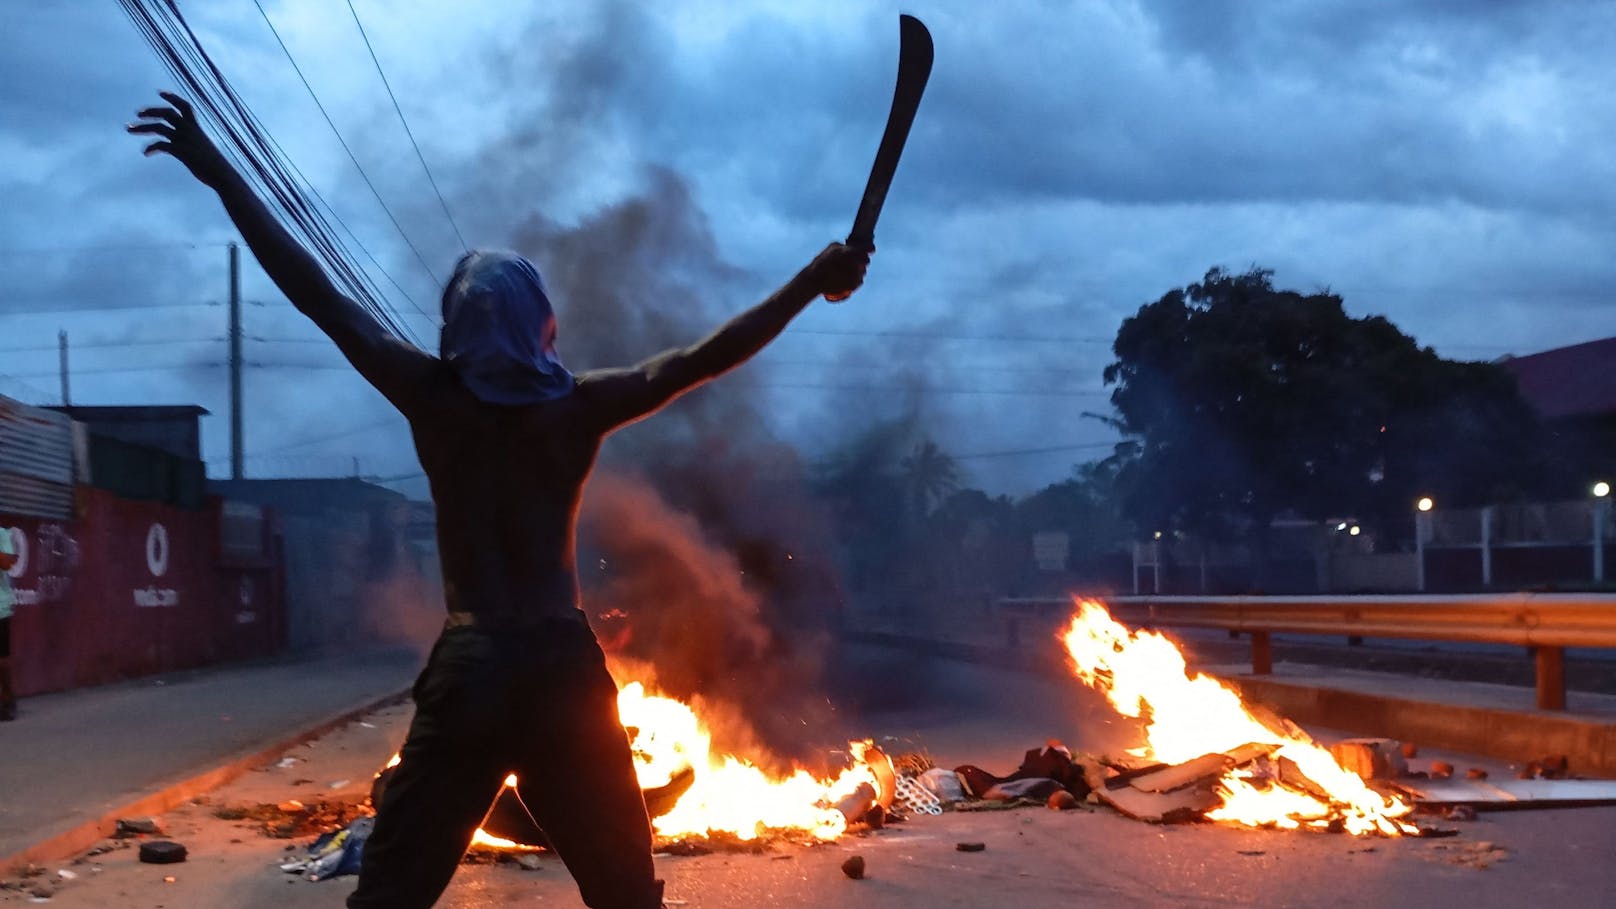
[127,93,434,414]
[580,243,870,431]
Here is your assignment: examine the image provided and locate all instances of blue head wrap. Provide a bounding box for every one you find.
[439,251,575,404]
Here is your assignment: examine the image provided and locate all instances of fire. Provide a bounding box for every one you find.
[1060,599,1417,836]
[380,684,882,850]
[616,682,879,841]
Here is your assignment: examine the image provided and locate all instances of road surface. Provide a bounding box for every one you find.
[5,645,1614,908]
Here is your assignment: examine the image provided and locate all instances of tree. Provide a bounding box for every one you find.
[1103,267,1552,567]
[1016,457,1132,562]
[900,439,960,520]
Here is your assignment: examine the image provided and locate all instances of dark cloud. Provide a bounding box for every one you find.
[7,0,1616,501]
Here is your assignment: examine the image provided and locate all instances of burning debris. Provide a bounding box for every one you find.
[228,594,1616,894]
[1060,598,1421,836]
[369,681,889,854]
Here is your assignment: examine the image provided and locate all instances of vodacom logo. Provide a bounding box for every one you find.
[146,523,170,578]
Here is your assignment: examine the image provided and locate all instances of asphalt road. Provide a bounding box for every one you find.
[7,646,1616,908]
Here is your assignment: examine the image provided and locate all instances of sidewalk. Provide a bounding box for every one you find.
[0,645,422,867]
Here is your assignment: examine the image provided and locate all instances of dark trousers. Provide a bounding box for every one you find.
[348,617,662,909]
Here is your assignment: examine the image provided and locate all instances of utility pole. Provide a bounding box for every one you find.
[229,242,244,480]
[57,330,71,407]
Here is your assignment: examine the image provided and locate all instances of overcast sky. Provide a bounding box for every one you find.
[3,1,1613,498]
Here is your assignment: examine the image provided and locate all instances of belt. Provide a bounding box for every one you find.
[443,610,588,631]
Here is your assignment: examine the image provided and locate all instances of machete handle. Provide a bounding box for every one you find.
[824,238,874,303]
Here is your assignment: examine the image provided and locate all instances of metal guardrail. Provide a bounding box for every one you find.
[995,593,1616,711]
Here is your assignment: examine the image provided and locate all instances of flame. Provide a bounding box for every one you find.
[1060,598,1417,836]
[616,682,879,841]
[380,686,879,849]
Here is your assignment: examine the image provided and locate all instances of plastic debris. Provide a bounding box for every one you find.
[894,774,944,815]
[305,817,374,881]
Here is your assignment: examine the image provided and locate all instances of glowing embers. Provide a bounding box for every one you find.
[1061,599,1418,836]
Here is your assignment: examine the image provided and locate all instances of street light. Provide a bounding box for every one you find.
[1414,496,1434,591]
[1594,483,1611,583]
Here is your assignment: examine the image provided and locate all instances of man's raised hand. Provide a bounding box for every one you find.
[127,92,232,189]
[812,243,873,303]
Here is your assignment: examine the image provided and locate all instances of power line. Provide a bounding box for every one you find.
[787,327,1112,344]
[750,381,1108,398]
[237,359,1111,396]
[118,0,426,347]
[12,363,224,380]
[0,337,221,354]
[0,241,231,255]
[953,442,1118,460]
[251,415,404,455]
[757,357,1097,377]
[169,2,422,341]
[345,0,468,253]
[0,301,219,315]
[250,335,331,345]
[251,0,445,293]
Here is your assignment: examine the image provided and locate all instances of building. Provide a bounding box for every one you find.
[208,478,441,651]
[1498,337,1616,487]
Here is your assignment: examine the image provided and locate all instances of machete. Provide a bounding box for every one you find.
[827,13,933,301]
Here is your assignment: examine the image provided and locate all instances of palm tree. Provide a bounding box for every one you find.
[901,439,959,520]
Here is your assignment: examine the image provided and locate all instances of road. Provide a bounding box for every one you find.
[6,645,1616,908]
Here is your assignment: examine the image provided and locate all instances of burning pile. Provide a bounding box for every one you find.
[374,598,1427,857]
[1061,598,1418,836]
[376,682,886,852]
[615,682,882,842]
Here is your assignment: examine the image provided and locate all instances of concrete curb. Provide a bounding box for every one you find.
[844,629,1616,777]
[1,686,409,872]
[1226,674,1616,777]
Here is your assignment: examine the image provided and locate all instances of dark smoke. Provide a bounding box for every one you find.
[432,3,941,765]
[510,173,844,764]
[455,150,843,764]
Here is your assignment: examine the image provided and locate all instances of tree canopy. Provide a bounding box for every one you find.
[1104,267,1550,543]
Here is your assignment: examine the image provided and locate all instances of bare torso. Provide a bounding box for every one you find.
[410,363,605,619]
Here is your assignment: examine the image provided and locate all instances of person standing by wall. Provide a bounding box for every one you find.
[0,527,18,721]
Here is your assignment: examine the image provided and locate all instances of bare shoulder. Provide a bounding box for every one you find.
[569,367,631,426]
[394,356,475,428]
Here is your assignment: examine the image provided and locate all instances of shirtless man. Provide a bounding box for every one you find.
[129,92,869,909]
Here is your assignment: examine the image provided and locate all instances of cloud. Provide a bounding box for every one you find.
[7,0,1616,499]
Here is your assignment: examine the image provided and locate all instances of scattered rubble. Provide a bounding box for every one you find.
[113,817,162,838]
[214,797,371,839]
[514,853,544,872]
[840,855,866,880]
[1424,839,1511,870]
[1329,739,1407,781]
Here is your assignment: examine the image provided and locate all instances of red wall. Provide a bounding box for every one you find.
[2,488,284,697]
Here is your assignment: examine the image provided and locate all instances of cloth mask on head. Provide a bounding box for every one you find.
[439,251,575,404]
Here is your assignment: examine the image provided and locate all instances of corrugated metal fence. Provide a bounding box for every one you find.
[0,397,77,519]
